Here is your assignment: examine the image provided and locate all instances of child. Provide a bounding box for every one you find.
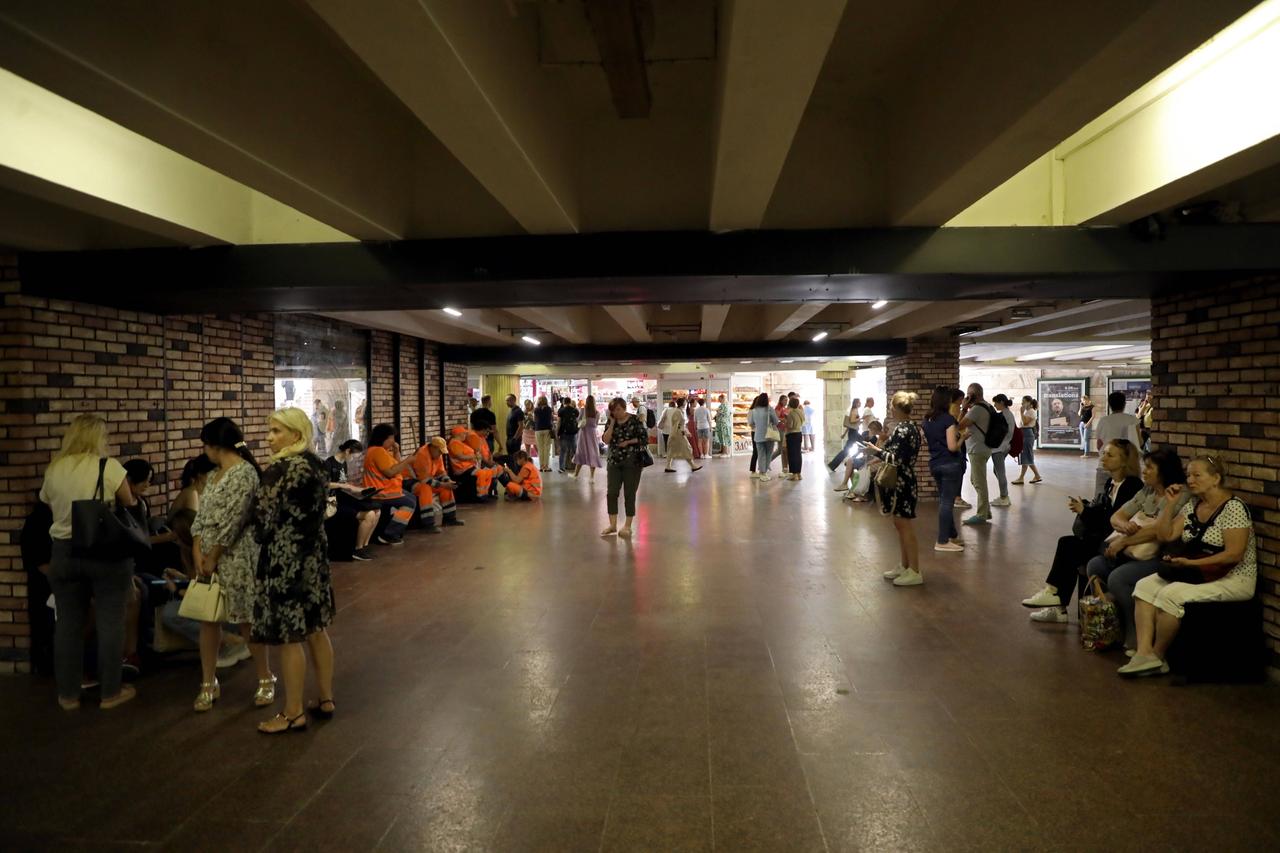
[505,450,542,501]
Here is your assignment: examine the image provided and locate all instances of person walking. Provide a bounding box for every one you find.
[657,400,676,458]
[312,399,329,456]
[190,418,275,713]
[989,394,1018,508]
[601,398,648,539]
[1013,396,1043,485]
[714,394,733,458]
[923,389,965,553]
[663,399,702,473]
[801,400,815,453]
[556,396,579,473]
[1079,397,1096,457]
[503,394,524,462]
[958,383,995,526]
[784,397,806,480]
[253,407,336,734]
[748,393,777,481]
[827,399,863,472]
[873,392,924,586]
[40,414,140,710]
[574,396,603,481]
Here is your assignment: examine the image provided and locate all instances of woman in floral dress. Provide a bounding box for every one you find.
[872,392,924,587]
[714,394,733,457]
[253,407,336,734]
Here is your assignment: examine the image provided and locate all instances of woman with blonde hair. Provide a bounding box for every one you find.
[252,407,336,733]
[39,413,139,709]
[521,399,537,458]
[870,392,924,586]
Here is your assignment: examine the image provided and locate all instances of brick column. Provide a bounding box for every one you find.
[885,334,959,501]
[1151,275,1279,677]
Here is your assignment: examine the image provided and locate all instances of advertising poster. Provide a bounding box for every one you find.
[1108,377,1152,414]
[1038,378,1087,449]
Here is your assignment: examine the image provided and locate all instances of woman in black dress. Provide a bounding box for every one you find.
[871,392,924,587]
[253,407,336,734]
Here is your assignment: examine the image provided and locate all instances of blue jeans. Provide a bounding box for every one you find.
[931,461,963,544]
[558,434,576,471]
[1095,557,1162,649]
[754,441,776,473]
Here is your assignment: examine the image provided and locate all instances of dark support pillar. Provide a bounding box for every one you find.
[885,334,959,501]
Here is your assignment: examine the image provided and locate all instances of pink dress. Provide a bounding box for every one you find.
[575,414,602,468]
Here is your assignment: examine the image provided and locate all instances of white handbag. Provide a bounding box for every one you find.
[178,573,227,623]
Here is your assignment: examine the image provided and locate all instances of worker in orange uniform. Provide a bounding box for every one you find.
[410,437,464,533]
[362,423,418,545]
[448,425,502,503]
[504,450,542,501]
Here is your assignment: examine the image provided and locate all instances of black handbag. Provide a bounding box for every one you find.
[71,459,152,560]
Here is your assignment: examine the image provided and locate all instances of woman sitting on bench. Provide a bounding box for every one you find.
[1119,455,1257,678]
[504,450,542,501]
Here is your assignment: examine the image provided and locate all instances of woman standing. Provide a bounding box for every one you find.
[521,399,537,459]
[533,395,555,472]
[312,399,329,456]
[873,393,924,586]
[784,398,806,480]
[688,398,707,461]
[748,393,777,481]
[664,399,702,473]
[331,399,351,449]
[1078,397,1095,457]
[253,407,336,733]
[714,394,733,458]
[190,418,274,712]
[1013,396,1043,485]
[923,389,965,553]
[774,395,791,474]
[40,414,139,710]
[601,398,648,539]
[574,395,603,481]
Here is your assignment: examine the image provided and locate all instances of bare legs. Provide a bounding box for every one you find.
[240,623,271,681]
[198,621,221,685]
[892,517,919,572]
[257,628,335,732]
[355,510,377,549]
[1133,600,1182,660]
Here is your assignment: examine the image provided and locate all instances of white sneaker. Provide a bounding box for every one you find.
[933,542,964,553]
[216,643,251,669]
[991,497,1011,507]
[1021,586,1062,608]
[954,498,972,509]
[749,472,761,480]
[1029,607,1068,623]
[758,474,772,482]
[882,564,905,580]
[893,568,924,586]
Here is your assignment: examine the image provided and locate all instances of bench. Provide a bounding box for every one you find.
[1165,593,1267,684]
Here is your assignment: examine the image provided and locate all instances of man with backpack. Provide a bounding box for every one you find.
[958,383,1008,526]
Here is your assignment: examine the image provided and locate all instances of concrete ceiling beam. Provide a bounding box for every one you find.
[763,302,832,340]
[961,300,1143,339]
[583,0,651,119]
[1028,311,1150,337]
[833,302,925,339]
[892,299,1025,339]
[508,306,593,345]
[709,0,847,230]
[603,305,653,342]
[700,304,731,342]
[305,0,579,235]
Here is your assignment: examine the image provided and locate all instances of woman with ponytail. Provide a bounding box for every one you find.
[252,407,336,734]
[189,418,273,712]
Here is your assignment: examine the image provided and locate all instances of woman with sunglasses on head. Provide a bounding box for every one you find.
[1119,455,1257,677]
[1021,439,1142,622]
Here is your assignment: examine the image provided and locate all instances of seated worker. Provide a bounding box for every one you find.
[362,424,418,545]
[448,425,509,503]
[325,439,379,561]
[411,437,465,533]
[504,450,543,501]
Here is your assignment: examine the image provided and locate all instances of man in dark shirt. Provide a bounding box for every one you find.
[556,399,579,473]
[504,394,524,462]
[472,395,498,451]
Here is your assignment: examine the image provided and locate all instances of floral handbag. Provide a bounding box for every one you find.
[1078,576,1121,651]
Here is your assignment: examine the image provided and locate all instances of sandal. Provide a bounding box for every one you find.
[258,712,308,734]
[1030,478,1043,484]
[618,528,633,539]
[600,527,618,537]
[253,675,277,707]
[307,698,336,720]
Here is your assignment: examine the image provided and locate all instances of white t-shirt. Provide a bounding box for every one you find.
[861,407,875,430]
[40,454,127,540]
[658,407,674,433]
[1093,412,1141,454]
[1022,407,1038,428]
[694,406,712,430]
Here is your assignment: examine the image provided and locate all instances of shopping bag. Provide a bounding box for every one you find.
[1078,576,1121,651]
[178,573,227,623]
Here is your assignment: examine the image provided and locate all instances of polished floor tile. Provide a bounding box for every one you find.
[2,452,1278,851]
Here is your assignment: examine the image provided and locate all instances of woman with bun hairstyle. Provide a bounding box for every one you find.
[869,392,924,586]
[190,417,272,713]
[253,407,336,733]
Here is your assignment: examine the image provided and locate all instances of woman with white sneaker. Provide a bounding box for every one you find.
[922,388,964,554]
[1119,456,1256,678]
[873,392,924,586]
[748,394,777,482]
[1021,439,1142,623]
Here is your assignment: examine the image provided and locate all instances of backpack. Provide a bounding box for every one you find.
[1009,419,1024,457]
[976,402,1008,449]
[645,408,656,429]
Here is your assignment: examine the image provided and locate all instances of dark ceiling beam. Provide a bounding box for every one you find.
[16,225,1280,314]
[440,338,905,365]
[584,0,651,119]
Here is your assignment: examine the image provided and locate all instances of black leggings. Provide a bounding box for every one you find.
[786,433,803,475]
[1044,535,1098,609]
[828,432,859,470]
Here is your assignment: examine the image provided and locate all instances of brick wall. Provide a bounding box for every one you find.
[885,335,960,501]
[442,361,470,432]
[369,330,395,435]
[1150,274,1280,674]
[398,338,422,455]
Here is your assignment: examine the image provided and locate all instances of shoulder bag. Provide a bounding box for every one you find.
[1156,499,1239,584]
[178,572,227,623]
[71,458,152,560]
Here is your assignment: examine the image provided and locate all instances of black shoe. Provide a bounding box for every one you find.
[351,547,374,561]
[443,517,465,527]
[423,525,442,535]
[377,534,403,546]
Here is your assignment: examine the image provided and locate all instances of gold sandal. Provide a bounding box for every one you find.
[253,675,277,707]
[193,679,219,713]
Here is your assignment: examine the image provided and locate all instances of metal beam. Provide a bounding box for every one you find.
[17,226,1280,314]
[441,338,905,365]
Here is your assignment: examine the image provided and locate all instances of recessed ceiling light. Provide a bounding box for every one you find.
[812,331,829,342]
[521,335,541,345]
[871,300,888,309]
[442,307,463,317]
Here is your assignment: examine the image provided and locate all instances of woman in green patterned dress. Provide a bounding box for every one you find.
[714,393,733,458]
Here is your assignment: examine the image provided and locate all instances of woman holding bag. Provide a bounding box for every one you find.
[872,393,924,586]
[39,414,139,710]
[188,418,272,713]
[253,407,336,733]
[601,397,649,539]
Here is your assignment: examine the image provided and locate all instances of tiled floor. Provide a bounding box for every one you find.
[3,450,1279,851]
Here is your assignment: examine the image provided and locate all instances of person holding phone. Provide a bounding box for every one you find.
[602,398,649,538]
[325,440,379,560]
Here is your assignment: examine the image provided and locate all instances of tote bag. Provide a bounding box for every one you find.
[179,573,227,623]
[71,459,152,561]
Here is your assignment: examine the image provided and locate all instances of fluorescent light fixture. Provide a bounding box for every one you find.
[740,360,753,364]
[1014,344,1128,362]
[442,307,462,317]
[871,300,888,309]
[521,335,541,345]
[780,359,795,364]
[812,331,829,342]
